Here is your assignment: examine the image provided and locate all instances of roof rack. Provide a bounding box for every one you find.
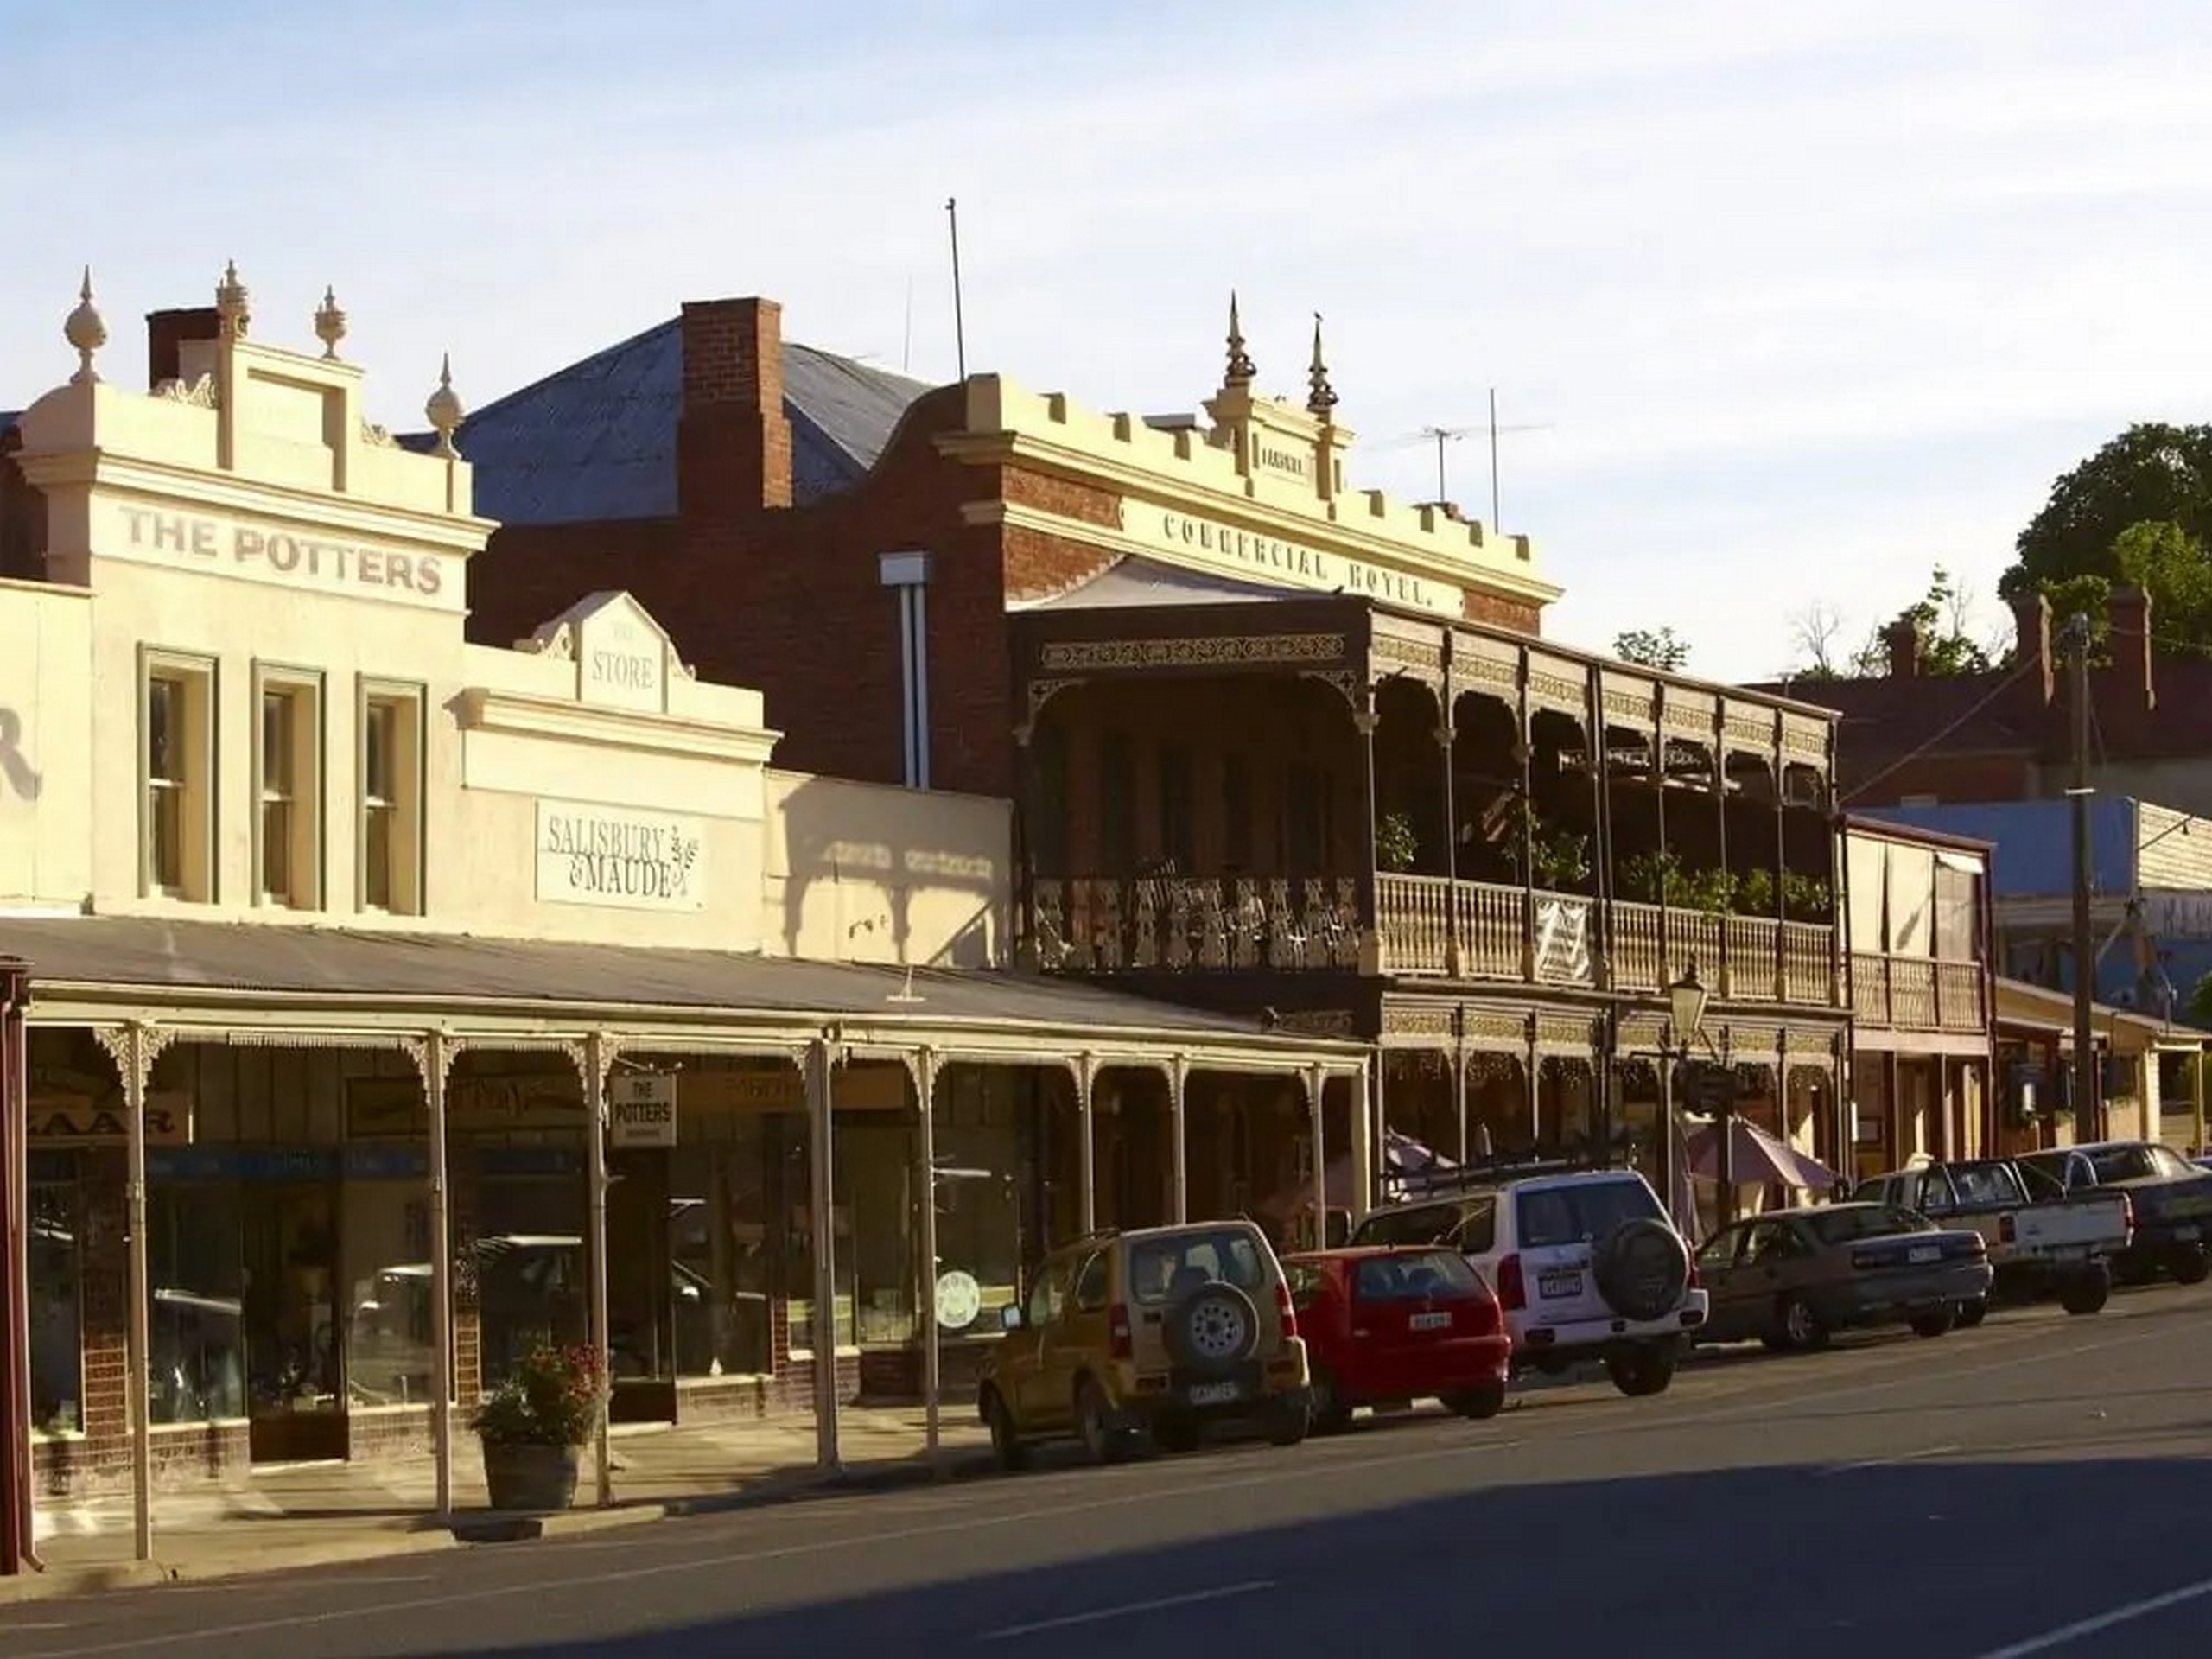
[1385,1150,1607,1202]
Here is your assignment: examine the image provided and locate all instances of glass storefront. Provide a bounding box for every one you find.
[474,1154,589,1391]
[931,1068,1024,1339]
[27,1153,84,1434]
[664,1128,774,1377]
[146,1175,246,1425]
[341,1150,435,1408]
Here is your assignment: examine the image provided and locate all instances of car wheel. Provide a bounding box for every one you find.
[1442,1382,1508,1421]
[1955,1298,1989,1329]
[983,1388,1027,1472]
[1165,1281,1262,1374]
[1775,1294,1829,1353]
[1308,1363,1353,1435]
[1604,1339,1680,1398]
[2171,1244,2211,1287]
[1909,1306,1957,1338]
[2059,1265,2111,1316]
[1151,1415,1202,1455]
[1075,1377,1127,1465]
[1592,1219,1692,1323]
[1264,1395,1310,1448]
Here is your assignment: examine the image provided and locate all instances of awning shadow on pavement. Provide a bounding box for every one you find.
[353,1454,2212,1659]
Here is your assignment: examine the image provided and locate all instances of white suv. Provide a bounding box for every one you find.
[1348,1166,1707,1396]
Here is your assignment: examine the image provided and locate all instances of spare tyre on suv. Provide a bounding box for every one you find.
[1349,1167,1707,1398]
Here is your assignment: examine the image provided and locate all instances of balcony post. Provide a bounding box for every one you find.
[1585,661,1615,991]
[1452,1006,1470,1163]
[1770,718,1788,1001]
[1356,695,1383,975]
[1077,1052,1097,1233]
[1013,725,1041,972]
[1653,688,1672,979]
[1438,710,1461,976]
[1712,707,1731,996]
[1517,658,1536,982]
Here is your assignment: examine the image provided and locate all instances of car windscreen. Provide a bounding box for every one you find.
[1128,1230,1269,1306]
[1353,1251,1481,1300]
[1805,1205,1929,1247]
[1948,1166,2018,1207]
[1349,1203,1464,1248]
[1514,1179,1663,1249]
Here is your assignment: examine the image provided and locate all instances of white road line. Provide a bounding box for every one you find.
[977,1580,1274,1641]
[1965,1575,2212,1658]
[1815,1444,1961,1477]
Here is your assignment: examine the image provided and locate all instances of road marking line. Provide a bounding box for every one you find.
[1815,1444,1961,1476]
[977,1580,1274,1641]
[1965,1575,2212,1657]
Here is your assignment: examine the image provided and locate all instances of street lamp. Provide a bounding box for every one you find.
[1659,962,1711,1234]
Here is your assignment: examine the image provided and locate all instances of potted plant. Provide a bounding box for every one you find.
[1618,849,1681,905]
[1733,866,1777,918]
[1375,810,1419,873]
[1681,866,1737,916]
[1782,871,1833,922]
[472,1341,601,1511]
[1529,827,1592,892]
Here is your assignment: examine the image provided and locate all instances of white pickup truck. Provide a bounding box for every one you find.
[1853,1157,2132,1317]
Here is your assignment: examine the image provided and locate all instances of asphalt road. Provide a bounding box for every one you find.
[12,1284,2212,1659]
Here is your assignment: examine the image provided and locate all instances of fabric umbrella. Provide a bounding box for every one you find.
[1683,1116,1839,1191]
[1258,1132,1455,1217]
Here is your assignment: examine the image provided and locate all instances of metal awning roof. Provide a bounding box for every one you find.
[0,915,1358,1065]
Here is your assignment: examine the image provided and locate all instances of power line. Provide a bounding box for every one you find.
[1840,658,2039,804]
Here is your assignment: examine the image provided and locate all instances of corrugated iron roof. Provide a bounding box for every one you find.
[0,915,1326,1050]
[423,321,934,527]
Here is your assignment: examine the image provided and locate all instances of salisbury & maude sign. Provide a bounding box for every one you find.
[535,801,707,912]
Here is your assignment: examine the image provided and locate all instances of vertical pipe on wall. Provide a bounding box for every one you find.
[1306,1063,1328,1249]
[583,1033,613,1509]
[1350,1061,1375,1223]
[423,1031,454,1522]
[2,969,27,1576]
[1168,1056,1189,1224]
[806,1037,842,1470]
[1077,1054,1097,1233]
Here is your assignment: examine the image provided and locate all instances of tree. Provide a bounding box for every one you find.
[1614,626,1689,671]
[1784,568,1993,679]
[1893,565,1993,675]
[2005,423,2212,649]
[1788,601,1847,679]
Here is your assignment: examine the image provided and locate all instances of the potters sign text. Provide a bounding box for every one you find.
[106,502,460,609]
[535,801,707,912]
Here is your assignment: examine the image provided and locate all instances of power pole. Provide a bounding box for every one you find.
[2064,613,2098,1141]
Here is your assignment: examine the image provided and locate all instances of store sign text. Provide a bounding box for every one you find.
[608,1073,678,1147]
[29,1092,193,1147]
[1147,508,1452,615]
[112,505,454,607]
[536,802,706,912]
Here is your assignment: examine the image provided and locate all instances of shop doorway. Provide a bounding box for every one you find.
[241,1182,346,1464]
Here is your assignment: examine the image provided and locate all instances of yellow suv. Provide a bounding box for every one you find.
[978,1221,1311,1467]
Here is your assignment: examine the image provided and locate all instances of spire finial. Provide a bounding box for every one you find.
[1306,310,1338,417]
[65,266,108,385]
[425,352,465,456]
[314,285,348,359]
[1224,289,1256,387]
[215,259,251,339]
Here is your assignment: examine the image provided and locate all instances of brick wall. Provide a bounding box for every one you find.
[1463,588,1542,635]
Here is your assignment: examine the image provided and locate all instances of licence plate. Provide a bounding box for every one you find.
[1538,1269,1583,1299]
[1408,1311,1452,1332]
[1908,1245,1941,1264]
[2177,1225,2202,1243]
[1186,1380,1242,1407]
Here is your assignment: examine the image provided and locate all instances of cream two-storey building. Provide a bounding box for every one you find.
[0,270,1361,1547]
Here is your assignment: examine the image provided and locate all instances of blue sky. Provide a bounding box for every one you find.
[7,0,2211,679]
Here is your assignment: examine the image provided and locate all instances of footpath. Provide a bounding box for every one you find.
[3,1407,991,1605]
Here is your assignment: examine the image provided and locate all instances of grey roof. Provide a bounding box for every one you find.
[1,410,18,439]
[1011,556,1292,611]
[412,321,935,527]
[0,916,1322,1050]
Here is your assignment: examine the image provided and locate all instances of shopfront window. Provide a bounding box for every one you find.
[342,1157,435,1407]
[28,1160,84,1433]
[848,1117,916,1345]
[147,1183,246,1424]
[475,1166,588,1390]
[932,1069,1024,1338]
[666,1129,774,1377]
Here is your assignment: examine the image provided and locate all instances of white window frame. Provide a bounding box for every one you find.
[251,665,324,910]
[139,649,218,903]
[358,680,427,915]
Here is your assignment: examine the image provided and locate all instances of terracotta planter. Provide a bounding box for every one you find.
[481,1440,581,1511]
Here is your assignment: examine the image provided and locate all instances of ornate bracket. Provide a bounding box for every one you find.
[398,1030,469,1090]
[92,1022,177,1103]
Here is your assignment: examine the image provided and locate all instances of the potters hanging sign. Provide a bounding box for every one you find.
[535,801,706,912]
[607,1071,678,1148]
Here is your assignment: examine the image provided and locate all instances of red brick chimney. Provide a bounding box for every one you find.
[147,307,220,390]
[678,297,793,515]
[1881,613,1921,677]
[2108,583,2155,710]
[2010,589,2055,702]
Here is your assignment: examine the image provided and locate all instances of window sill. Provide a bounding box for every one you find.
[785,1347,863,1363]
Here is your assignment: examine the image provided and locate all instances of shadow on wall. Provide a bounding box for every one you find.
[367,1451,2212,1656]
[770,771,1008,968]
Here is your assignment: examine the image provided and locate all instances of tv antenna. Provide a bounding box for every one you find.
[1396,390,1552,530]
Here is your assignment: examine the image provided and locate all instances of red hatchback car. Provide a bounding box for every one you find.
[1281,1245,1512,1431]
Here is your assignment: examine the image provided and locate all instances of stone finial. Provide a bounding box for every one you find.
[424,353,464,456]
[1224,290,1256,387]
[315,285,347,359]
[65,266,108,385]
[216,259,251,339]
[1306,311,1338,417]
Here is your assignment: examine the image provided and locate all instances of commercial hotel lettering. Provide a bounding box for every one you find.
[1156,509,1439,611]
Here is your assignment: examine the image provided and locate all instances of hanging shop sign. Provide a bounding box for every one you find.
[608,1071,678,1148]
[934,1270,983,1333]
[535,801,706,912]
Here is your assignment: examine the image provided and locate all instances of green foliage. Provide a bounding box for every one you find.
[1678,866,1736,915]
[1375,810,1418,873]
[2190,973,2212,1027]
[1529,827,1592,891]
[1733,866,1777,917]
[1613,626,1691,671]
[1891,565,1992,675]
[472,1343,602,1447]
[1782,872,1832,922]
[1618,849,1681,905]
